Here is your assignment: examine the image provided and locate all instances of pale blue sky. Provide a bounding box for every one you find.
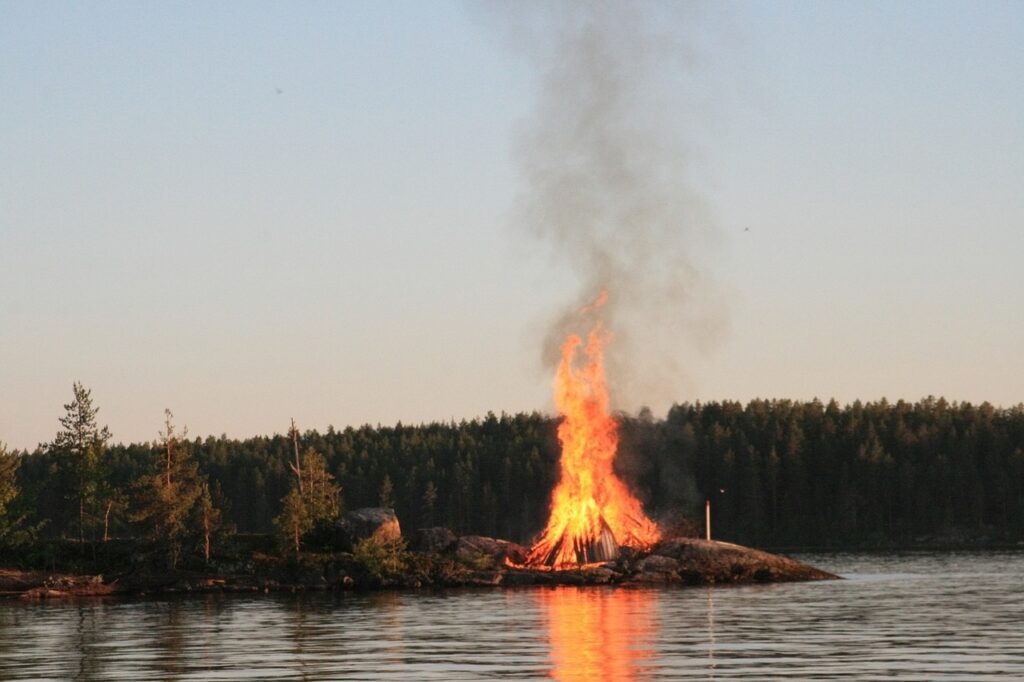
[2,1,1022,450]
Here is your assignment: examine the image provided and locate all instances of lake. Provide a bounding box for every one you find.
[1,551,1021,679]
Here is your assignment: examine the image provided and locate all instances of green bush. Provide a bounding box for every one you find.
[352,536,409,578]
[456,550,495,571]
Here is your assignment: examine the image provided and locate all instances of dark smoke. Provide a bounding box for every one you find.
[615,406,702,529]
[486,1,728,413]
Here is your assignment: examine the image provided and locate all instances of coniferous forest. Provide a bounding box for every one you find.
[2,385,1023,572]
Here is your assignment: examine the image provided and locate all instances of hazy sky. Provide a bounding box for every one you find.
[2,1,1022,450]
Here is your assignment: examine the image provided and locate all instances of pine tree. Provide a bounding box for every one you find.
[132,410,219,569]
[50,382,111,544]
[302,449,341,524]
[273,422,342,556]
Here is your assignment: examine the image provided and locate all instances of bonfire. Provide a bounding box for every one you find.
[527,306,661,568]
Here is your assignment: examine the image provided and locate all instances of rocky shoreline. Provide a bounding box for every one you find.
[1,508,837,599]
[3,536,837,600]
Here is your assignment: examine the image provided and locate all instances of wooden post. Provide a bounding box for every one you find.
[705,499,711,541]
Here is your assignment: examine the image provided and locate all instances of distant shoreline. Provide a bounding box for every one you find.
[768,540,1024,554]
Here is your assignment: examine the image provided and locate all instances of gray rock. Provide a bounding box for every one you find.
[455,535,529,567]
[582,566,617,584]
[411,527,458,554]
[502,570,538,586]
[630,570,679,584]
[628,554,682,584]
[336,507,401,551]
[651,537,839,583]
[465,570,504,586]
[650,539,700,561]
[635,554,681,573]
[547,570,586,585]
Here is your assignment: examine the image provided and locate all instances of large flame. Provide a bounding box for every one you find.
[527,317,660,568]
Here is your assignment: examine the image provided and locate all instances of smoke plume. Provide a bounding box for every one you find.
[490,1,727,412]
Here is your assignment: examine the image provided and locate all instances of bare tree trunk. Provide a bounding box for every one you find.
[292,517,300,556]
[203,508,211,563]
[103,500,113,542]
[290,418,303,495]
[164,409,175,486]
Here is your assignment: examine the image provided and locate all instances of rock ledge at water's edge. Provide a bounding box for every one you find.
[3,535,837,599]
[496,537,838,588]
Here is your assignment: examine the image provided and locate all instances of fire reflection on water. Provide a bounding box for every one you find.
[539,587,659,681]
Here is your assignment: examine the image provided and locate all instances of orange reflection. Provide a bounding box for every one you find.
[539,587,659,681]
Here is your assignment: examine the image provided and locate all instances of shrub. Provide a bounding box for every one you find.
[456,550,495,571]
[352,536,409,578]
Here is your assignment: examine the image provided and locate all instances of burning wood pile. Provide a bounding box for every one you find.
[525,311,661,569]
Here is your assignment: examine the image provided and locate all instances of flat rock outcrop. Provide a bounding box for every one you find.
[646,538,836,584]
[489,537,837,587]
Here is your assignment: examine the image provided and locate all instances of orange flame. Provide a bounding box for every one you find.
[527,316,660,568]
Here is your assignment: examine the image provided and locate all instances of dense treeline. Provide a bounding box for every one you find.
[678,398,1024,546]
[4,394,1024,564]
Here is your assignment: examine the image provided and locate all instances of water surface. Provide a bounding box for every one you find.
[2,551,1022,679]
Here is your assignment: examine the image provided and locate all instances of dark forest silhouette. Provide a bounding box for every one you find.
[3,390,1023,571]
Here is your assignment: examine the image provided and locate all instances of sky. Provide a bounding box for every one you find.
[2,1,1022,451]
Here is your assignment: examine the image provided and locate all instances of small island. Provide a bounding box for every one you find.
[4,386,1015,602]
[3,507,836,599]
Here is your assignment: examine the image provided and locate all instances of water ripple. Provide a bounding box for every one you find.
[1,551,1022,679]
